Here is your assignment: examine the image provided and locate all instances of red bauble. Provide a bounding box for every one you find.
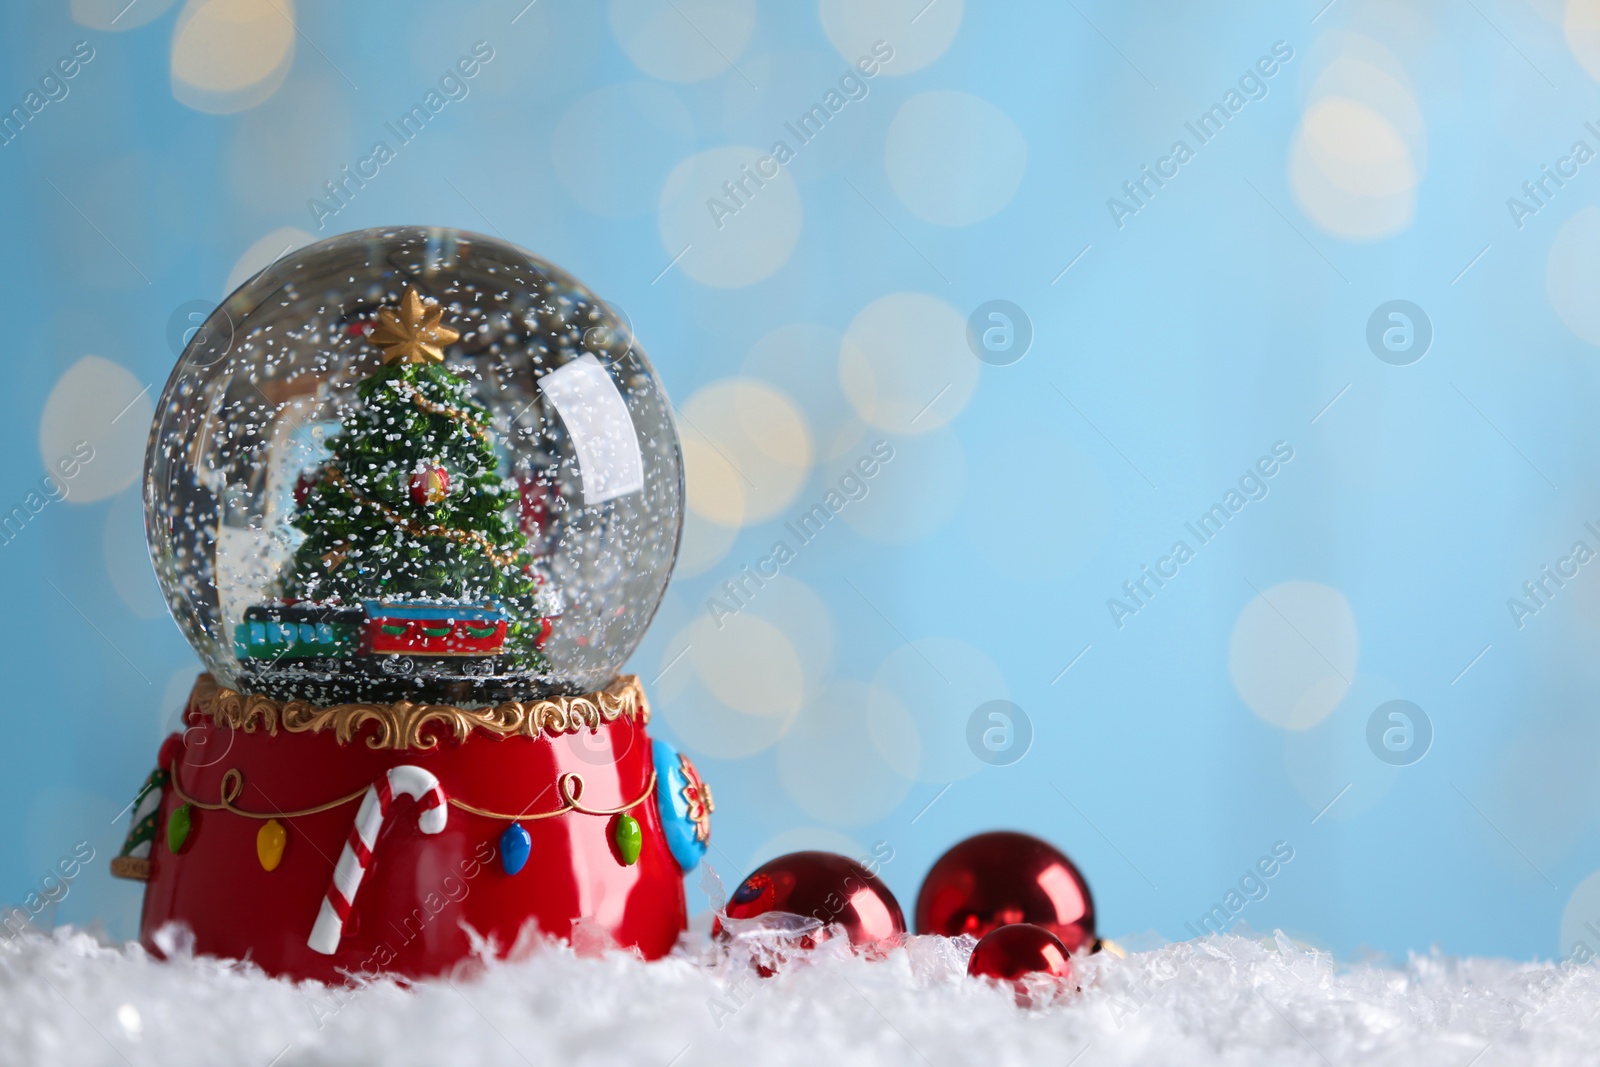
[517,476,552,541]
[720,851,905,951]
[915,831,1096,953]
[293,470,318,507]
[966,923,1072,1003]
[409,465,450,507]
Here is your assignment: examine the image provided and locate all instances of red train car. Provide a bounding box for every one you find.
[360,600,508,656]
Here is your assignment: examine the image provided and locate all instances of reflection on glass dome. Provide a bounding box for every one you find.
[145,227,683,706]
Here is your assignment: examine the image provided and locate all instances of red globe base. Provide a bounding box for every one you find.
[132,678,688,983]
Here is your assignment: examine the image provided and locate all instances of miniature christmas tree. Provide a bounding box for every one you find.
[280,288,548,669]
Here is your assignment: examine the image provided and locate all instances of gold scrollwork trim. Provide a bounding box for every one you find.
[191,673,649,751]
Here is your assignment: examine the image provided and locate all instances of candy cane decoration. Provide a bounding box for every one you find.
[308,765,448,955]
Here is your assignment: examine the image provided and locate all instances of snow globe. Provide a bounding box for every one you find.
[113,227,710,981]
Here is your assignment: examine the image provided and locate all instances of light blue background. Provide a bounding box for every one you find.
[3,0,1597,963]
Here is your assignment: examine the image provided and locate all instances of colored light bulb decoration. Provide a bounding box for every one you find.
[116,227,703,982]
[500,822,531,876]
[166,804,192,854]
[966,924,1074,1006]
[257,819,286,871]
[915,831,1097,953]
[613,814,642,866]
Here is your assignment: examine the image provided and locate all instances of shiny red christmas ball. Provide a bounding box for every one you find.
[915,831,1096,952]
[720,851,905,951]
[293,470,318,507]
[517,475,551,540]
[966,923,1072,1002]
[409,465,451,507]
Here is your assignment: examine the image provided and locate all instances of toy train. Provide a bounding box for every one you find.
[235,600,518,661]
[232,596,559,699]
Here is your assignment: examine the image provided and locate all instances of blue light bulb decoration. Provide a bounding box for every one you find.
[500,822,532,876]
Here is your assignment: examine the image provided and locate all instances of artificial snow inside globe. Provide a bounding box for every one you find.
[114,227,710,981]
[149,230,680,705]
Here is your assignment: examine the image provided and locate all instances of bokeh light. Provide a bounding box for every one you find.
[170,0,296,114]
[1229,581,1359,730]
[1560,868,1600,957]
[38,356,151,504]
[690,613,805,719]
[744,826,869,875]
[1289,98,1417,240]
[658,146,804,287]
[73,0,177,30]
[818,0,963,75]
[885,91,1028,226]
[839,292,978,434]
[743,324,867,462]
[1546,205,1600,345]
[222,227,313,296]
[1566,0,1600,79]
[674,508,740,577]
[552,83,695,218]
[779,680,917,824]
[655,617,798,760]
[1288,33,1423,240]
[1281,675,1402,822]
[104,489,165,619]
[608,0,756,83]
[679,379,813,526]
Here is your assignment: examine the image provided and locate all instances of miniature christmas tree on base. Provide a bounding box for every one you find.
[234,288,557,704]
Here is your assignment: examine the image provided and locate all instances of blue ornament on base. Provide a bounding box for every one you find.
[652,739,712,872]
[500,822,532,875]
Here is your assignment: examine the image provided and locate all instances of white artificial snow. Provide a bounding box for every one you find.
[2,923,1597,1067]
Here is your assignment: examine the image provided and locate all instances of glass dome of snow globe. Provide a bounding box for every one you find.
[145,227,683,706]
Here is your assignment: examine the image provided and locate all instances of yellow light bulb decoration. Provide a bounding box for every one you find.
[257,819,287,871]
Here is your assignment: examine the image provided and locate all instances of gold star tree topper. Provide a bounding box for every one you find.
[369,287,460,365]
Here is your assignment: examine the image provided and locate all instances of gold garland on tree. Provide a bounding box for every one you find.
[313,287,519,575]
[320,466,523,570]
[193,673,649,751]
